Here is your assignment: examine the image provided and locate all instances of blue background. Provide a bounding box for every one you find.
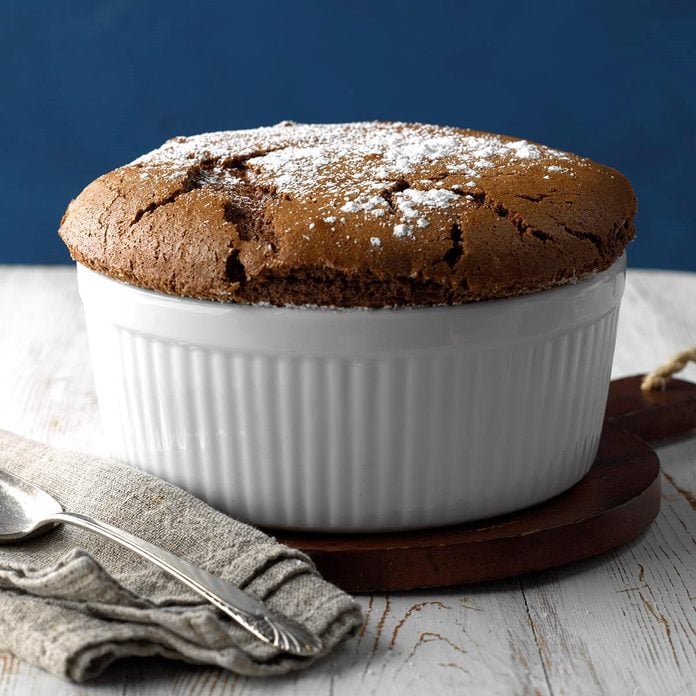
[1,0,694,269]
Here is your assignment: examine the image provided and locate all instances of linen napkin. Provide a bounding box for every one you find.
[0,430,363,682]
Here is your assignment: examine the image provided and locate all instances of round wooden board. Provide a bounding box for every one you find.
[274,376,696,592]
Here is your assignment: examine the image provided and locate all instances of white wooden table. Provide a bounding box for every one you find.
[1,266,695,696]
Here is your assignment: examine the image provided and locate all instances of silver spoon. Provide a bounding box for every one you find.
[0,468,321,657]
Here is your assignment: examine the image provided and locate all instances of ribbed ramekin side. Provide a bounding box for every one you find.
[458,307,621,522]
[82,300,622,531]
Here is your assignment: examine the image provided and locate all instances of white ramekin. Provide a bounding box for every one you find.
[77,256,625,531]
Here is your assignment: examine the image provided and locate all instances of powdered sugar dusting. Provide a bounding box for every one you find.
[394,188,460,219]
[340,194,388,216]
[505,140,540,159]
[393,223,413,238]
[340,200,362,213]
[131,121,576,243]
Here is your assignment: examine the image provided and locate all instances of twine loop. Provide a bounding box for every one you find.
[641,347,696,392]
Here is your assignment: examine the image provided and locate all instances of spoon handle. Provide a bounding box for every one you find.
[47,511,321,657]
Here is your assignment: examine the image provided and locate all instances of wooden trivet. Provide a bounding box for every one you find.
[275,376,696,592]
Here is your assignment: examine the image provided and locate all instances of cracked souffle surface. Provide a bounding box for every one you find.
[58,121,636,307]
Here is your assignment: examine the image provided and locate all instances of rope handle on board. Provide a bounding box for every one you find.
[641,347,696,392]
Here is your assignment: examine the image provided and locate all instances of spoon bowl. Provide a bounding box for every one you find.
[0,469,62,540]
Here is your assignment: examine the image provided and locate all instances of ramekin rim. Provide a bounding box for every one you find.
[76,254,626,317]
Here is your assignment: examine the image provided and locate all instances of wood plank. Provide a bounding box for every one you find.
[84,591,550,696]
[612,269,696,384]
[519,435,696,696]
[0,266,103,454]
